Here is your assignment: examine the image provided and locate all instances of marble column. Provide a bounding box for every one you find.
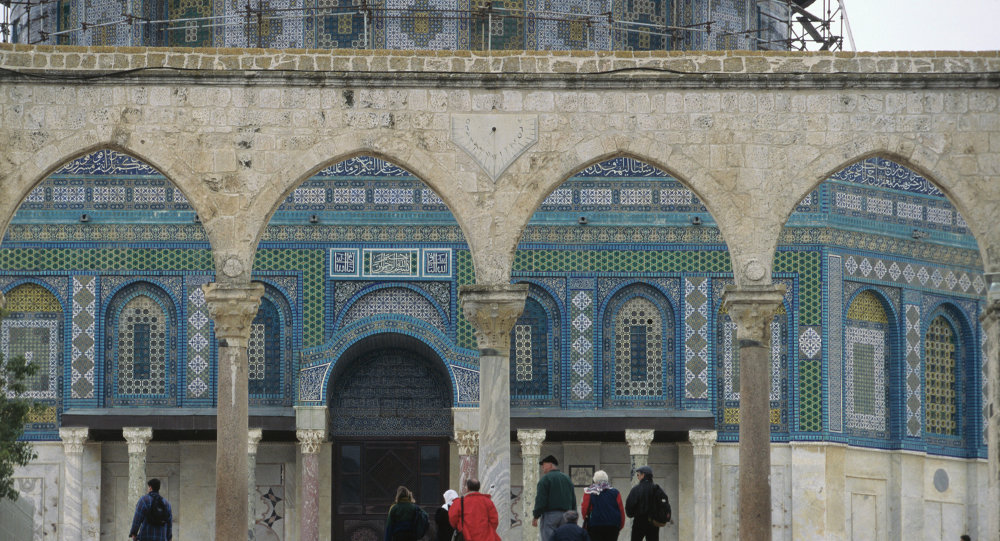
[981,279,1000,541]
[455,429,480,495]
[123,427,154,509]
[690,430,717,541]
[517,429,545,541]
[722,284,785,541]
[626,429,655,486]
[59,427,88,541]
[203,282,265,541]
[297,428,326,541]
[248,428,264,539]
[459,284,528,540]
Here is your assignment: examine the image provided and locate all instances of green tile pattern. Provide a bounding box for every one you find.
[513,250,732,273]
[253,249,325,347]
[455,250,477,350]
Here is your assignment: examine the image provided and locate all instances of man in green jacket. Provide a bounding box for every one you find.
[532,455,577,541]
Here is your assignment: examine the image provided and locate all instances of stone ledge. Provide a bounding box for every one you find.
[1,43,998,76]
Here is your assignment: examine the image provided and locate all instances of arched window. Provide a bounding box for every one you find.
[248,295,293,405]
[602,285,674,407]
[717,302,787,428]
[106,284,177,407]
[509,292,560,406]
[2,284,61,401]
[845,290,891,437]
[924,315,959,436]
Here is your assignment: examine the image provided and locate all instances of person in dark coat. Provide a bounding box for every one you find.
[624,466,659,541]
[552,510,591,541]
[532,455,577,541]
[385,486,429,541]
[435,489,459,541]
[581,470,624,541]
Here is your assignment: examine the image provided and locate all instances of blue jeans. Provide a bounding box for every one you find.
[540,510,566,541]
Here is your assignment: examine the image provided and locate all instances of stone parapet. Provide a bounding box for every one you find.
[1,44,999,80]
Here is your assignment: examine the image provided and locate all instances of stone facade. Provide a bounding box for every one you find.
[1,46,998,541]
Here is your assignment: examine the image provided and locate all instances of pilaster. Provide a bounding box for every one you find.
[455,429,480,495]
[722,284,785,541]
[980,279,1000,541]
[203,282,264,541]
[123,427,153,510]
[248,428,264,539]
[296,406,329,541]
[690,430,717,541]
[60,426,88,541]
[459,283,528,540]
[517,429,545,541]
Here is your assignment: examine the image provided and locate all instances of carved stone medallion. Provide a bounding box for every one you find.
[451,114,538,181]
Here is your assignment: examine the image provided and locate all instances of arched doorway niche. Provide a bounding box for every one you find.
[327,332,453,541]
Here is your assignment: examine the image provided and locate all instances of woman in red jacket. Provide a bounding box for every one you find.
[581,470,625,541]
[448,479,501,541]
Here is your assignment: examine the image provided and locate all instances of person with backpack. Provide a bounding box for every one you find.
[624,466,671,541]
[581,470,624,541]
[386,485,430,541]
[128,478,172,541]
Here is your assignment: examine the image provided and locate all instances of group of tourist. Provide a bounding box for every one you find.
[386,454,671,541]
[122,458,668,541]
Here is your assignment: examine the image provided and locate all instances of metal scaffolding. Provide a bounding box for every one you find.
[1,0,852,51]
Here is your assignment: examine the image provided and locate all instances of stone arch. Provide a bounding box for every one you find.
[0,140,208,243]
[779,138,990,269]
[249,143,473,256]
[326,331,454,437]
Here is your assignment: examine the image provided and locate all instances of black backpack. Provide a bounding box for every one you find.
[147,493,168,527]
[648,484,671,527]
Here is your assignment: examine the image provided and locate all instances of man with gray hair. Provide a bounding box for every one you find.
[552,510,592,541]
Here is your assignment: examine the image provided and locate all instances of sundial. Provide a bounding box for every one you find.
[451,114,538,181]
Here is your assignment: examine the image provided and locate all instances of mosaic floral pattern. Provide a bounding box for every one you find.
[602,285,673,407]
[905,304,922,437]
[845,291,890,436]
[509,287,561,407]
[341,287,445,333]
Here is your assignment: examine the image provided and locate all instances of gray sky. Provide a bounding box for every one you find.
[2,1,1000,50]
[846,0,1000,51]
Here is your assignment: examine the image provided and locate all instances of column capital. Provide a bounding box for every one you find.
[517,428,546,457]
[721,284,786,344]
[203,282,265,345]
[248,428,264,455]
[123,427,153,455]
[625,428,655,455]
[689,430,718,457]
[459,284,528,353]
[297,429,326,455]
[59,427,89,454]
[454,429,480,456]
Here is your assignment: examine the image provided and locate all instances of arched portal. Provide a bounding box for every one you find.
[327,332,452,541]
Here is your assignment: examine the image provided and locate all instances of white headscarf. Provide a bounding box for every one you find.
[442,489,460,510]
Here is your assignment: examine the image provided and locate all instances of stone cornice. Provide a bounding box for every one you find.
[625,428,655,455]
[123,427,153,455]
[721,284,787,345]
[459,284,528,354]
[454,429,480,456]
[2,46,998,90]
[517,429,546,457]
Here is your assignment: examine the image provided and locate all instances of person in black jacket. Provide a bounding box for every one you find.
[435,489,459,541]
[624,466,658,541]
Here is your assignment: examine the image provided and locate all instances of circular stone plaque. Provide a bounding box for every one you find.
[933,468,949,492]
